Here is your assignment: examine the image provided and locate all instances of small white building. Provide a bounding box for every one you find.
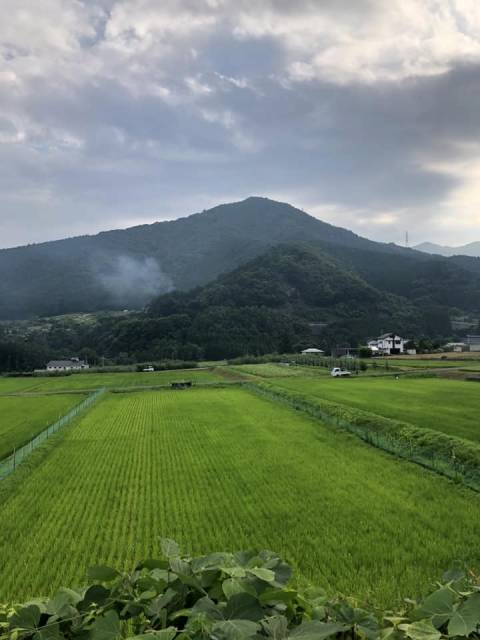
[467,336,480,352]
[46,358,89,372]
[445,342,468,353]
[368,333,406,355]
[301,348,325,355]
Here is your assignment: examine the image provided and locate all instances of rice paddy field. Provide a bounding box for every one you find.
[1,386,480,608]
[0,394,84,460]
[0,368,222,394]
[388,359,470,370]
[270,376,480,443]
[232,363,330,378]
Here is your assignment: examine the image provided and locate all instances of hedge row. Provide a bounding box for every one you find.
[246,381,480,491]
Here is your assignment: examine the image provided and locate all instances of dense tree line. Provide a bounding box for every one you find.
[0,246,465,372]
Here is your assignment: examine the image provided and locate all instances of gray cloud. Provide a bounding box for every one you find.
[0,0,480,248]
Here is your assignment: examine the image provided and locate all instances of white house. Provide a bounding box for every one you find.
[46,358,89,372]
[368,333,406,355]
[445,342,468,353]
[301,348,325,355]
[467,336,480,352]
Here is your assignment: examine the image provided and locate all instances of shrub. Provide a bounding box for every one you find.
[1,541,479,640]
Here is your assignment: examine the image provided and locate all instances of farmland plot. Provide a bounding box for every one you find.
[0,394,84,460]
[271,376,480,443]
[1,387,479,606]
[0,369,222,394]
[231,363,329,378]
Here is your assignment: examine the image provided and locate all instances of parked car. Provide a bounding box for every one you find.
[331,367,351,377]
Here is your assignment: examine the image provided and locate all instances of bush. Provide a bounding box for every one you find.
[2,541,479,640]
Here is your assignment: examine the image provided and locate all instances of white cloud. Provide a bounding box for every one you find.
[1,0,480,246]
[235,0,480,84]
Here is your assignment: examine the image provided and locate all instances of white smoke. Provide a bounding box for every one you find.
[99,255,174,306]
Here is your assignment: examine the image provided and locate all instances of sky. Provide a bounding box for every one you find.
[1,0,480,249]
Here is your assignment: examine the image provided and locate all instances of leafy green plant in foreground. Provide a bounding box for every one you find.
[2,541,480,640]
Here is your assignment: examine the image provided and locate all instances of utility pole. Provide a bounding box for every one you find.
[405,230,409,248]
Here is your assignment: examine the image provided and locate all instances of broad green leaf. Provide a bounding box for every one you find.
[9,604,41,631]
[273,562,293,587]
[289,621,350,639]
[447,592,480,637]
[223,578,255,600]
[355,612,380,640]
[225,593,264,622]
[248,568,276,583]
[161,539,180,559]
[147,588,178,617]
[414,588,456,627]
[88,566,120,582]
[400,620,441,640]
[191,553,229,573]
[169,558,191,576]
[263,616,289,640]
[46,588,82,616]
[91,610,122,640]
[80,584,110,609]
[211,619,259,640]
[34,622,63,640]
[130,630,177,640]
[222,566,247,579]
[189,595,224,621]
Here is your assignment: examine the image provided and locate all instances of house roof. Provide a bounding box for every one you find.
[47,359,85,367]
[301,348,324,353]
[378,333,403,340]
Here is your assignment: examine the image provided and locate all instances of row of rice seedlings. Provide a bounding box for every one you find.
[0,387,480,607]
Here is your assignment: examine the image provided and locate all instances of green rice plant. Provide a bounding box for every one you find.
[0,394,84,460]
[1,388,480,608]
[268,376,480,443]
[248,381,480,490]
[0,369,223,394]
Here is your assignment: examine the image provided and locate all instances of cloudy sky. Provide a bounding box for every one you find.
[1,0,480,249]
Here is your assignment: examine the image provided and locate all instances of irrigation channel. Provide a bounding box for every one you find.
[0,388,106,480]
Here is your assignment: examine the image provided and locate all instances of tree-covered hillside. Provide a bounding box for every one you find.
[1,196,479,319]
[0,244,465,368]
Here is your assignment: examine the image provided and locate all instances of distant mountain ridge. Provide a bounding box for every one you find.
[414,241,480,258]
[0,196,479,319]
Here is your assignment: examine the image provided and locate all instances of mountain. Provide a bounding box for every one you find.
[0,196,479,320]
[414,241,480,257]
[0,197,401,319]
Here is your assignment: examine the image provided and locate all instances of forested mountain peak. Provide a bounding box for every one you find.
[0,196,479,319]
